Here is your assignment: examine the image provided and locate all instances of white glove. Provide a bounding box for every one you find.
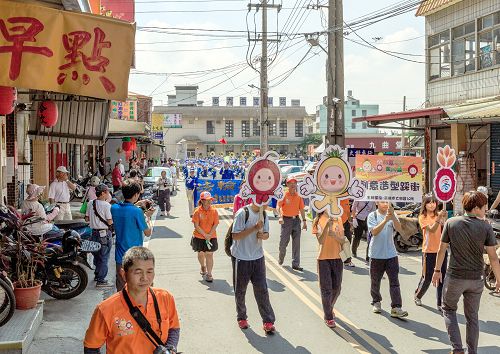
[274,186,284,200]
[240,184,252,198]
[299,175,316,197]
[348,179,365,199]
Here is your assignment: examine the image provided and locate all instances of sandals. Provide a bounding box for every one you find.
[205,274,213,283]
[200,266,207,276]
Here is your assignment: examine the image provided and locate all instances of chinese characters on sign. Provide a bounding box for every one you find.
[355,155,423,203]
[0,1,135,101]
[163,113,182,128]
[194,179,243,208]
[111,100,136,120]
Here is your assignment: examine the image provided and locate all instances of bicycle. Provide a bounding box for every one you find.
[0,271,15,327]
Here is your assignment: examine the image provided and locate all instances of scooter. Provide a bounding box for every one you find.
[394,206,423,253]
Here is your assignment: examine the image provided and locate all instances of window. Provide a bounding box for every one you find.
[351,110,357,116]
[362,122,367,129]
[225,120,234,137]
[279,120,287,137]
[268,121,277,136]
[479,11,500,69]
[362,109,367,116]
[253,120,260,136]
[241,120,250,137]
[206,120,215,134]
[295,120,304,137]
[351,122,356,129]
[451,21,476,76]
[428,30,451,80]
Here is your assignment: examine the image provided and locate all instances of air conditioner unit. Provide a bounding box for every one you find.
[216,120,222,124]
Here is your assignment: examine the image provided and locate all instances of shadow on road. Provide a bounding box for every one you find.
[348,326,398,354]
[283,266,318,282]
[267,279,285,293]
[399,265,417,275]
[378,312,449,343]
[349,265,370,276]
[151,226,184,239]
[422,347,500,354]
[198,279,233,296]
[242,328,311,354]
[456,313,500,337]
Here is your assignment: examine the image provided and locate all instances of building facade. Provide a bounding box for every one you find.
[155,86,311,160]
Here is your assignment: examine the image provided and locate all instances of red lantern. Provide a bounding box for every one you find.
[38,100,58,128]
[130,137,137,150]
[122,137,132,152]
[0,86,17,115]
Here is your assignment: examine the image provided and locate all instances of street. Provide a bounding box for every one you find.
[148,186,500,354]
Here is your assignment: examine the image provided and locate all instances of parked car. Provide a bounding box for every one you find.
[286,162,317,184]
[280,165,303,185]
[143,167,173,192]
[278,159,306,167]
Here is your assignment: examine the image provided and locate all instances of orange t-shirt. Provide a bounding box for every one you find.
[84,287,180,354]
[192,206,219,239]
[340,199,350,224]
[419,214,441,253]
[312,213,344,260]
[278,192,305,217]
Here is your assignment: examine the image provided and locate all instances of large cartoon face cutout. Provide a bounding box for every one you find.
[239,151,284,206]
[298,145,365,217]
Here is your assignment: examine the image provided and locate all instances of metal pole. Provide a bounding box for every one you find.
[401,95,406,156]
[260,0,269,154]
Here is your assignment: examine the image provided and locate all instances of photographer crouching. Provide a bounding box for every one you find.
[110,181,154,291]
[84,247,180,354]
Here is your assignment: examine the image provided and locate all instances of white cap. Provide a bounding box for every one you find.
[56,166,69,174]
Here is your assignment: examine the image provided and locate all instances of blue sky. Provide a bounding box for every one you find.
[130,0,426,114]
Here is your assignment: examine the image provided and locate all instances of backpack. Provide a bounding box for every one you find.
[224,206,267,257]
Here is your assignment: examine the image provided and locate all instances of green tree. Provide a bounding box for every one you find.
[299,133,323,150]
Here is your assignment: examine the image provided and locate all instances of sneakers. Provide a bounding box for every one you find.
[292,266,304,271]
[414,297,422,306]
[372,302,382,314]
[278,258,284,266]
[263,322,275,334]
[238,320,249,329]
[325,319,336,328]
[96,280,113,288]
[390,307,408,318]
[344,261,355,268]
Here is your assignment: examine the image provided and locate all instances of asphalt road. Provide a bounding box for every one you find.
[148,186,500,354]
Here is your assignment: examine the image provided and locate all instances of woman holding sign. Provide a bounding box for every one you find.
[414,193,448,311]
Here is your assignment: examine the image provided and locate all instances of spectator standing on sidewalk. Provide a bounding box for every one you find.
[351,201,376,258]
[231,202,276,334]
[169,162,178,191]
[185,168,197,217]
[112,162,123,193]
[367,201,408,318]
[414,194,448,310]
[191,191,219,282]
[157,170,171,217]
[117,158,125,177]
[85,184,113,288]
[312,211,345,328]
[48,166,76,221]
[432,191,500,354]
[84,247,180,354]
[277,176,307,271]
[111,182,153,291]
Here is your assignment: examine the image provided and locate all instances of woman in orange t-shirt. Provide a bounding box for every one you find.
[312,211,345,329]
[414,193,448,310]
[191,191,219,282]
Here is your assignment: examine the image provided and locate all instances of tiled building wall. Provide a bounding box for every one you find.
[425,0,500,106]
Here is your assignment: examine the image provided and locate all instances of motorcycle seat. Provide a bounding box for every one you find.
[54,219,88,229]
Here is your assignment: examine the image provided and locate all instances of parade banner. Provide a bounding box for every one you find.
[299,145,365,217]
[355,155,423,203]
[240,151,284,207]
[0,1,135,101]
[194,179,243,208]
[433,145,457,203]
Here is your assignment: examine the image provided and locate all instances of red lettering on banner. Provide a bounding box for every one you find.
[58,27,115,93]
[0,17,53,80]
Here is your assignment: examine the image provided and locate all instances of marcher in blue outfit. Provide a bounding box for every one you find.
[220,162,235,180]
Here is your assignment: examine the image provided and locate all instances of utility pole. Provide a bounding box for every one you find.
[326,0,345,147]
[401,95,406,156]
[248,0,281,154]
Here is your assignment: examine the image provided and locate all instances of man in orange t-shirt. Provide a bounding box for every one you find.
[84,247,180,354]
[277,176,307,271]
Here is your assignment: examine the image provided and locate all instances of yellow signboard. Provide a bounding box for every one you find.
[151,113,164,132]
[0,1,135,101]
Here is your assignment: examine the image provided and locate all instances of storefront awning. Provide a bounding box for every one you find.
[107,119,149,137]
[352,107,445,125]
[442,96,500,122]
[28,93,110,146]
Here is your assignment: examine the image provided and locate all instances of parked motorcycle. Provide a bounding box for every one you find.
[70,172,95,201]
[0,271,15,327]
[394,205,423,253]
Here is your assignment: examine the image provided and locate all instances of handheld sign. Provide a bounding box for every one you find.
[433,145,457,203]
[298,145,365,217]
[239,151,284,207]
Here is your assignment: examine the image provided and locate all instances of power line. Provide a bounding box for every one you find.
[136,44,249,52]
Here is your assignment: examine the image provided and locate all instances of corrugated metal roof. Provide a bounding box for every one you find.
[28,93,109,146]
[443,96,500,121]
[416,0,463,17]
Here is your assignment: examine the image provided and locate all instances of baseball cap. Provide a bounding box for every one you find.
[56,166,69,174]
[200,191,215,201]
[95,184,110,196]
[286,176,298,184]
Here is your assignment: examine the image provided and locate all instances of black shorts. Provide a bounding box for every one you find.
[191,237,218,252]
